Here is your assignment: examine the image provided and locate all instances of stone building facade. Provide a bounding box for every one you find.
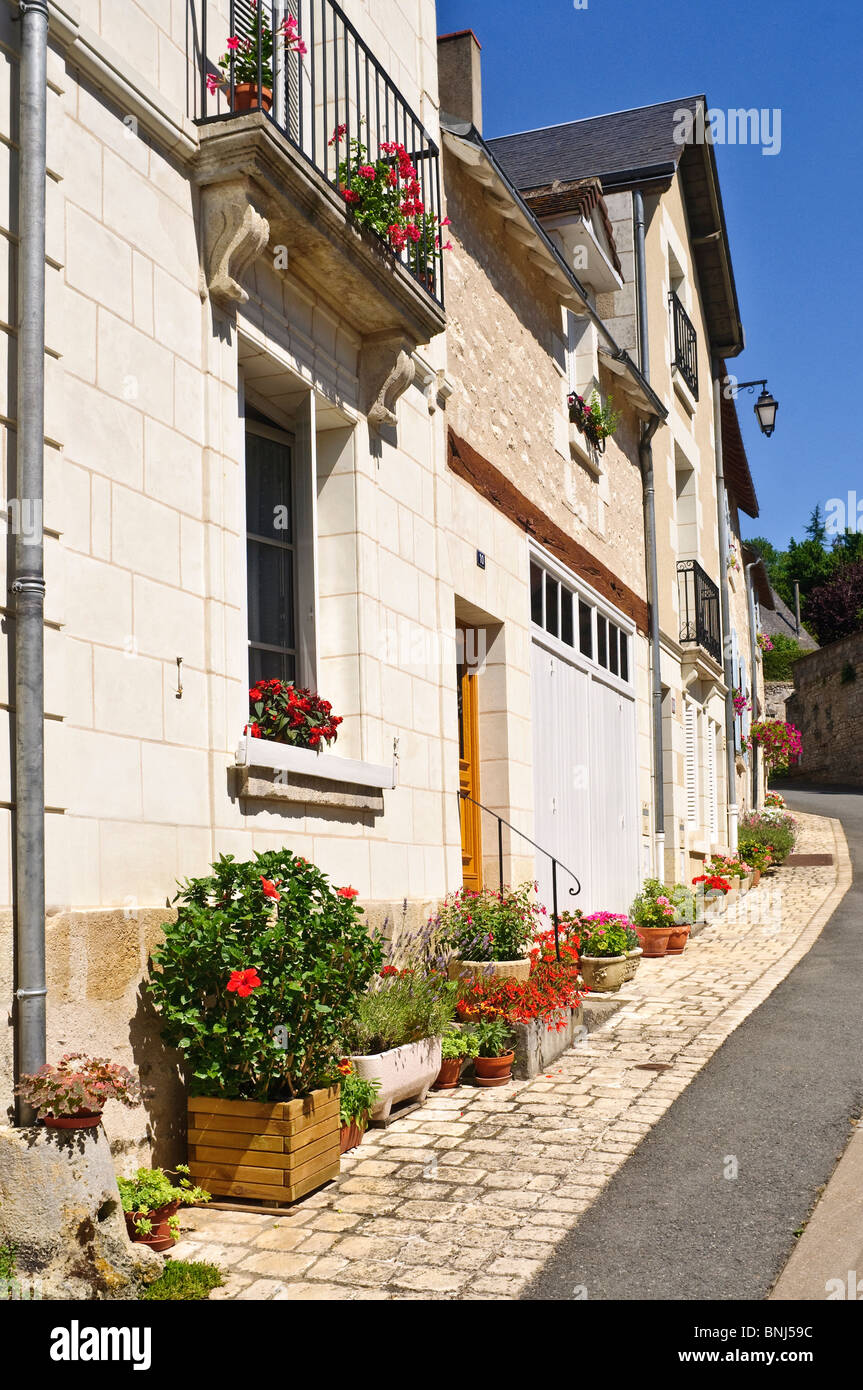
[1,8,769,1162]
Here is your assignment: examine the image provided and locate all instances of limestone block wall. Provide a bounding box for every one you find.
[443,159,648,603]
[786,633,863,785]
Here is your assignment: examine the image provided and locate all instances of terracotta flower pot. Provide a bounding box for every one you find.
[433,1057,464,1090]
[579,954,628,993]
[474,1052,515,1087]
[124,1200,179,1253]
[339,1119,367,1154]
[231,83,273,114]
[752,869,762,887]
[43,1110,102,1130]
[665,923,692,956]
[637,925,672,958]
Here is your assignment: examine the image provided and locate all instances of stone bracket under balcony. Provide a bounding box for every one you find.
[194,115,447,348]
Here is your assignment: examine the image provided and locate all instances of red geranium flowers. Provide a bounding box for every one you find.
[227,968,261,998]
[248,679,343,750]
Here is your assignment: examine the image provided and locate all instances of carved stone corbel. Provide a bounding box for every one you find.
[201,177,270,307]
[361,332,417,429]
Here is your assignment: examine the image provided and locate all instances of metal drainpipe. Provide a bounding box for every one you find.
[13,0,50,1123]
[633,188,665,879]
[745,561,760,810]
[712,363,739,851]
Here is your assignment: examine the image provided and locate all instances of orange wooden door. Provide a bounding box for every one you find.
[458,627,482,891]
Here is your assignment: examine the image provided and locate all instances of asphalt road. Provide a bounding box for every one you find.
[524,783,863,1301]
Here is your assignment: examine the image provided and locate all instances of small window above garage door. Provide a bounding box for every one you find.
[530,552,633,688]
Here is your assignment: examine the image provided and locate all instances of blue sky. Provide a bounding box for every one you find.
[437,0,863,550]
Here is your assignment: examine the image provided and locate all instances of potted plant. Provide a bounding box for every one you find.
[738,808,797,867]
[332,127,451,281]
[15,1054,140,1130]
[577,914,631,992]
[337,1061,380,1153]
[622,922,643,981]
[246,678,342,750]
[209,9,307,113]
[438,883,542,984]
[341,966,457,1123]
[567,389,620,451]
[473,1019,516,1087]
[629,883,678,958]
[433,1026,479,1090]
[148,850,381,1205]
[118,1165,211,1253]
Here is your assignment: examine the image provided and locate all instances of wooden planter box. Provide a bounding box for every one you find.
[187,1085,340,1205]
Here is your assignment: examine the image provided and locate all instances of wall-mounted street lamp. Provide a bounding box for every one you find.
[730,379,779,437]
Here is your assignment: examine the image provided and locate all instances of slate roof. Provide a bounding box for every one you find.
[488,97,700,192]
[760,589,819,650]
[489,97,745,358]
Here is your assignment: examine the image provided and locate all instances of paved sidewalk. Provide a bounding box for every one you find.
[175,812,849,1301]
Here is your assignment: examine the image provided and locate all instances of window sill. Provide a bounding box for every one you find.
[569,423,602,476]
[234,735,397,812]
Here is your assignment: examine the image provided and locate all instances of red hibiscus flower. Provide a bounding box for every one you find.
[338,886,359,899]
[260,876,281,901]
[227,968,261,997]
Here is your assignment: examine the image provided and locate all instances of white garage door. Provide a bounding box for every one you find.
[530,553,640,917]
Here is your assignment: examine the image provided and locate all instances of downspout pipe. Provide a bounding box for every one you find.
[745,561,760,810]
[13,0,50,1123]
[712,362,739,851]
[633,188,665,880]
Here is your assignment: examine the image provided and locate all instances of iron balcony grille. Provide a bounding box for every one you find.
[677,559,721,664]
[196,0,444,305]
[670,291,698,398]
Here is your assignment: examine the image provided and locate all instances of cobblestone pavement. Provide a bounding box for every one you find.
[175,812,850,1301]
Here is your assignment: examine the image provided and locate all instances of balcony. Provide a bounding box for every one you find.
[677,559,721,665]
[670,291,698,399]
[193,0,446,350]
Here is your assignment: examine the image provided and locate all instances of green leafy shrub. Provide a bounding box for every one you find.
[435,882,543,962]
[141,1261,223,1302]
[148,851,381,1100]
[341,969,457,1055]
[762,633,805,681]
[738,810,798,865]
[578,916,630,957]
[0,1241,16,1282]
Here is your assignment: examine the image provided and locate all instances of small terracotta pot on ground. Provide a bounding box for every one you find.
[752,869,762,887]
[474,1052,515,1087]
[339,1120,367,1154]
[231,83,273,113]
[665,923,692,955]
[433,1057,463,1091]
[124,1200,179,1253]
[637,925,673,958]
[43,1110,102,1130]
[579,954,629,993]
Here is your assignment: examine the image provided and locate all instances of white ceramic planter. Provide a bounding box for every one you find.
[351,1037,442,1123]
[447,957,531,984]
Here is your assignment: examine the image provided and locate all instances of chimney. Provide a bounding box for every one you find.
[437,30,483,134]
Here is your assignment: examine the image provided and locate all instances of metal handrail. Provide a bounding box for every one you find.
[195,0,444,305]
[669,291,698,397]
[458,790,581,962]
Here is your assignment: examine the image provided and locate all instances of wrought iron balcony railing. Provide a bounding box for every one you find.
[677,559,721,664]
[196,0,444,305]
[670,291,698,398]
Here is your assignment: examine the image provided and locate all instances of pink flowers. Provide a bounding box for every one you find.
[358,165,377,179]
[226,36,239,51]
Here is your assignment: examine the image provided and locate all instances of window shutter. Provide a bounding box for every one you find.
[707,721,718,841]
[684,700,698,827]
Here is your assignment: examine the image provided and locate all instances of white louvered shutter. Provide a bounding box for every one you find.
[707,721,718,841]
[684,700,698,828]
